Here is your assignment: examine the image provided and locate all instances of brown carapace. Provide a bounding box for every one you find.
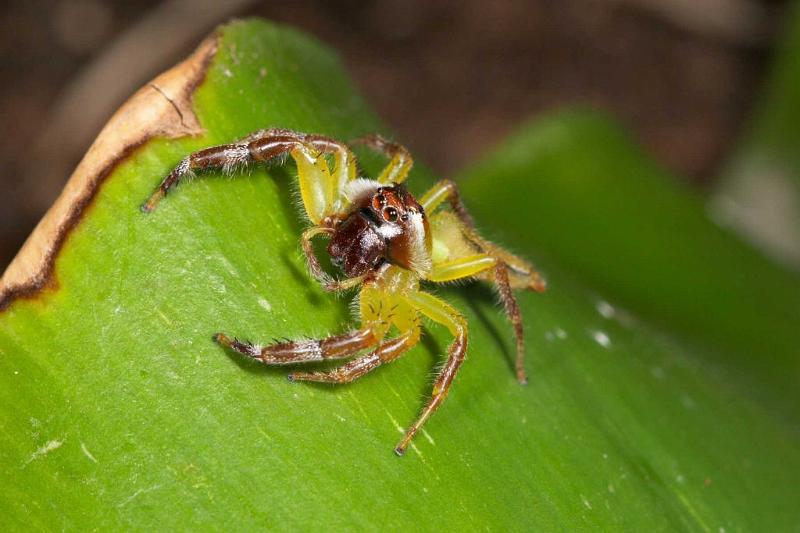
[142,128,545,455]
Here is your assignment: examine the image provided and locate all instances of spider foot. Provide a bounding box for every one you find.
[530,274,547,293]
[140,189,165,213]
[213,332,261,359]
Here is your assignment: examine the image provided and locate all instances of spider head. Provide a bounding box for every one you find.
[328,181,432,277]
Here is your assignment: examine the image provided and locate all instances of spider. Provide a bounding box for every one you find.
[142,128,545,455]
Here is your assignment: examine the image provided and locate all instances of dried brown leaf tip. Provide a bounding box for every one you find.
[0,34,219,310]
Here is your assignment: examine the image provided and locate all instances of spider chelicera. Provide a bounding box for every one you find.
[142,128,545,455]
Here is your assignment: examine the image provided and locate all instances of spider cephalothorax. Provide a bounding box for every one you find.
[328,183,431,278]
[142,128,545,455]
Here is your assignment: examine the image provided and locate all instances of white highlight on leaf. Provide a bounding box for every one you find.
[81,442,98,463]
[257,298,272,312]
[592,330,611,348]
[387,411,405,434]
[410,442,422,457]
[545,328,568,342]
[117,484,163,508]
[26,439,63,465]
[581,494,592,510]
[596,300,616,319]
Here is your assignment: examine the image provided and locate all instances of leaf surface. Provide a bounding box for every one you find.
[1,19,798,531]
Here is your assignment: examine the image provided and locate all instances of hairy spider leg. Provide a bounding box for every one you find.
[424,252,527,383]
[419,179,546,384]
[395,290,468,456]
[301,227,364,292]
[244,128,358,207]
[426,253,497,282]
[141,129,357,225]
[300,227,333,287]
[350,134,413,185]
[218,264,423,385]
[420,179,546,291]
[289,272,424,384]
[493,261,527,383]
[288,327,420,383]
[213,328,378,364]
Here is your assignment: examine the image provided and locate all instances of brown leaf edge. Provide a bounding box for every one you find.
[0,32,219,312]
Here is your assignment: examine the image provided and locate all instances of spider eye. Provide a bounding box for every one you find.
[372,194,386,211]
[383,206,399,222]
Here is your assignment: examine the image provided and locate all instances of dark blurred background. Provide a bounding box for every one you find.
[0,0,790,272]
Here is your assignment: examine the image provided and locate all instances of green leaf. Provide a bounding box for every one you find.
[458,112,800,419]
[1,19,798,530]
[714,2,800,266]
[728,2,800,179]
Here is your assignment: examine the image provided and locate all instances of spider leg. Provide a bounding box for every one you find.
[288,327,420,383]
[420,178,476,227]
[301,227,363,292]
[142,129,357,224]
[493,261,527,384]
[241,128,357,203]
[303,133,357,207]
[350,134,413,185]
[213,328,377,364]
[420,179,546,292]
[395,290,468,456]
[426,253,496,283]
[425,253,528,384]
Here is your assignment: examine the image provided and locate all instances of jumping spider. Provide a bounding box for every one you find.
[142,128,545,455]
